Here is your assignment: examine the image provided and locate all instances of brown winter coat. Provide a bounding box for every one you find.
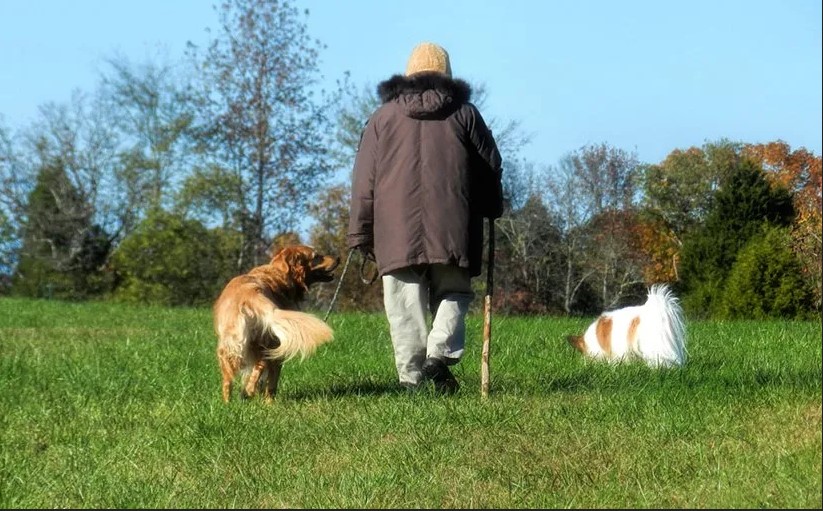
[347,72,503,277]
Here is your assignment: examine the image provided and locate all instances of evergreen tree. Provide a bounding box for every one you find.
[11,160,90,298]
[679,159,794,317]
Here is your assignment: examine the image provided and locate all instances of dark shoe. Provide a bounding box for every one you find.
[422,357,460,395]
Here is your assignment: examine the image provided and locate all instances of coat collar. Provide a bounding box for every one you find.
[377,73,472,104]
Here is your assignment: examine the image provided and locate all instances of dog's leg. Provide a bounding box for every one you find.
[243,359,267,399]
[262,359,283,403]
[218,347,241,403]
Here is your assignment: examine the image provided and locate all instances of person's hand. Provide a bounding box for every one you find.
[356,245,378,284]
[357,244,375,262]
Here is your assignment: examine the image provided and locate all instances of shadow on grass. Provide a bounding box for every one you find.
[285,379,405,400]
[533,363,822,394]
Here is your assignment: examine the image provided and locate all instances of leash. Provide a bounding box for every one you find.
[323,249,355,322]
[323,248,378,322]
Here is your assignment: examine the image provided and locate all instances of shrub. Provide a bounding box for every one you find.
[109,211,235,306]
[721,225,815,319]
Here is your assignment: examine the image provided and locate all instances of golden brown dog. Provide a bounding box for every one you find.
[213,244,339,403]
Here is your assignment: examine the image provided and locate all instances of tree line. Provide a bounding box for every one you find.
[0,0,819,320]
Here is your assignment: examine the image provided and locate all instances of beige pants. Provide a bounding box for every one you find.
[382,264,474,386]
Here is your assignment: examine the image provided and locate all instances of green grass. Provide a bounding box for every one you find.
[1,297,820,508]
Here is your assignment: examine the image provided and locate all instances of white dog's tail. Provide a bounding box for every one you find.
[640,284,687,367]
[244,294,334,362]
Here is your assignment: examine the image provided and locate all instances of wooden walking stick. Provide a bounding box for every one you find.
[481,218,495,398]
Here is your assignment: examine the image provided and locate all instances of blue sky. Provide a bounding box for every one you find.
[1,0,821,168]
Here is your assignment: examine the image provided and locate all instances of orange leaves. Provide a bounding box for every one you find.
[635,217,680,283]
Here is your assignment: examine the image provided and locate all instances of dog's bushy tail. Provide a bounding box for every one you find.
[641,284,687,367]
[263,309,334,361]
[244,293,334,362]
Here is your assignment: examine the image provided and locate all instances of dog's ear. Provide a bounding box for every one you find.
[567,335,586,354]
[272,247,309,288]
[284,247,310,269]
[270,247,292,275]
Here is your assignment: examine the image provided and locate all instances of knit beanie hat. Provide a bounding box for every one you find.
[405,42,452,78]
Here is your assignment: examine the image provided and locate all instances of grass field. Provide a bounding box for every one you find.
[1,297,820,508]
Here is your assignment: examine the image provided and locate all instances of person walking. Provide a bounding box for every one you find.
[347,42,504,394]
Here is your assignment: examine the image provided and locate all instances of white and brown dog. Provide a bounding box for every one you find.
[567,284,687,367]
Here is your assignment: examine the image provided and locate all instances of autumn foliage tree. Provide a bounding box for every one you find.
[639,139,821,313]
[634,212,680,283]
[743,141,822,309]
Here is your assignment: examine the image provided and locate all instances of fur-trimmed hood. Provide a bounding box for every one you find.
[376,72,472,119]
